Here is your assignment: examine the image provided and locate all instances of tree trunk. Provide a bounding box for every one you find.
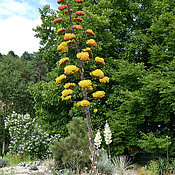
[66,1,98,173]
[86,107,98,175]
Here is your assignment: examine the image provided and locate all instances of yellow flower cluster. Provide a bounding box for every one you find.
[95,57,105,65]
[61,89,73,101]
[57,28,66,35]
[62,95,71,101]
[64,33,76,40]
[85,29,95,36]
[64,65,79,75]
[90,69,104,78]
[78,80,91,88]
[86,39,97,47]
[59,57,69,66]
[87,86,93,91]
[56,74,66,84]
[62,89,73,97]
[82,47,93,57]
[77,100,90,107]
[57,42,68,53]
[67,40,75,46]
[72,25,83,30]
[99,76,109,83]
[77,52,90,61]
[92,91,105,98]
[64,83,76,89]
[94,108,98,113]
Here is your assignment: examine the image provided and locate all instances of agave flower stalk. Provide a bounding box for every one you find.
[53,0,110,173]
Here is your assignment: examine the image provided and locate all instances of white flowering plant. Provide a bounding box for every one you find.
[94,130,102,149]
[5,112,60,159]
[104,121,112,145]
[94,121,112,159]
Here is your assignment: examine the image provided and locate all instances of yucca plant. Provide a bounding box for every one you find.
[0,158,9,168]
[97,152,114,175]
[157,158,165,175]
[171,158,175,174]
[112,155,134,175]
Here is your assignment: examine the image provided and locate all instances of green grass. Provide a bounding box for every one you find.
[4,153,32,166]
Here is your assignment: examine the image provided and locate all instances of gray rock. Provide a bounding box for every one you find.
[26,162,33,167]
[35,161,42,166]
[19,161,26,166]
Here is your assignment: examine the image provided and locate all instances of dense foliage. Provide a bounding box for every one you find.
[0,0,173,160]
[31,0,175,158]
[0,51,47,157]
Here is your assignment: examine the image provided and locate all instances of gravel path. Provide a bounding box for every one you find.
[0,161,138,175]
[0,162,49,175]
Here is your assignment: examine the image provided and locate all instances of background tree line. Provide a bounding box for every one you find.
[1,0,175,159]
[0,50,47,156]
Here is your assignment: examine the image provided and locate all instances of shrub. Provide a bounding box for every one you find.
[145,160,159,175]
[96,149,114,175]
[51,117,90,173]
[0,158,9,168]
[112,155,134,175]
[5,112,60,159]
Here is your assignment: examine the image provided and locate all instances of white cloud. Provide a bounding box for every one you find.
[39,0,50,5]
[0,0,58,56]
[0,16,41,56]
[0,0,36,19]
[39,0,57,9]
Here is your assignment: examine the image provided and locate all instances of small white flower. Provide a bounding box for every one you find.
[104,121,112,145]
[94,130,102,149]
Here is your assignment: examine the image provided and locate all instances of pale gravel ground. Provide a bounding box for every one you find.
[0,167,138,175]
[0,165,49,175]
[0,162,138,175]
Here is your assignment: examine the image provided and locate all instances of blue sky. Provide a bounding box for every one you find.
[0,0,58,56]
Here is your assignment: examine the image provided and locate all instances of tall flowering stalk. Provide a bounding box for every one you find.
[94,130,102,150]
[53,0,109,173]
[104,121,112,158]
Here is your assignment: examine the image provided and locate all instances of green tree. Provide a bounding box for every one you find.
[51,117,90,172]
[31,0,175,158]
[0,54,36,157]
[24,52,47,83]
[30,0,115,139]
[21,51,31,61]
[7,50,18,58]
[0,54,34,115]
[33,5,59,72]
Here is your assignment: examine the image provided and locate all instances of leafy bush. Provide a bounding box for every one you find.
[152,158,175,174]
[51,117,90,173]
[138,132,171,155]
[5,112,60,159]
[145,160,159,175]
